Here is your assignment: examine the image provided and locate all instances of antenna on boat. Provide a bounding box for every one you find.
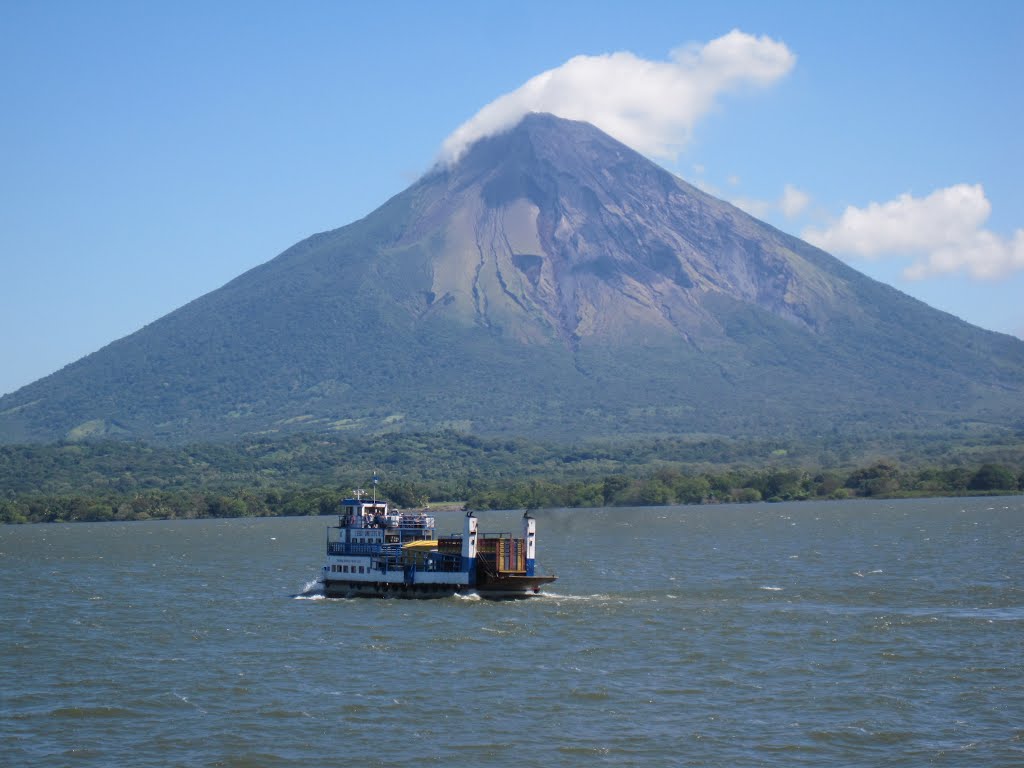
[372,469,379,504]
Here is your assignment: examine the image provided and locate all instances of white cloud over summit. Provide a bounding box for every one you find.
[440,30,795,164]
[436,32,1024,288]
[803,184,1024,280]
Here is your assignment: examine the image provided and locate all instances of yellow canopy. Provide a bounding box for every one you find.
[401,540,439,551]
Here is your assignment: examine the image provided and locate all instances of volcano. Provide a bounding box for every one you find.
[3,113,1023,443]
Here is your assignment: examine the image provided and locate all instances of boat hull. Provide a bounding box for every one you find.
[321,575,555,600]
[474,572,558,599]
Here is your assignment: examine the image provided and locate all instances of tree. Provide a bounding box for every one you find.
[845,462,901,496]
[638,478,673,505]
[968,464,1017,491]
[732,487,762,503]
[673,475,710,504]
[382,480,430,508]
[602,475,630,505]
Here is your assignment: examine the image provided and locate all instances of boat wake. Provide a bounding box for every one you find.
[293,579,325,600]
[536,591,612,601]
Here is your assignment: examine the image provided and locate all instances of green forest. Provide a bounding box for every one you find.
[2,429,1021,524]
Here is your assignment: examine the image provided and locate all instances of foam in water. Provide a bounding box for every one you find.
[293,579,324,600]
[537,591,612,601]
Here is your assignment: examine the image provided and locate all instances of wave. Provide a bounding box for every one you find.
[293,579,324,600]
[48,705,136,719]
[536,591,614,601]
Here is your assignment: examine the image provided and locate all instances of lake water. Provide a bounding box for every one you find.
[2,497,1022,767]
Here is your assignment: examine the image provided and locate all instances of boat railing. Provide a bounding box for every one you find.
[327,542,383,556]
[369,549,461,575]
[402,552,462,574]
[375,551,405,574]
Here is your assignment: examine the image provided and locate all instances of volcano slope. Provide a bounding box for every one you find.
[2,113,1023,443]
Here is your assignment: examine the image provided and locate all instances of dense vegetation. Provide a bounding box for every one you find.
[2,430,1021,524]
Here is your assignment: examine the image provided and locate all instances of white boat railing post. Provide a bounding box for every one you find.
[523,513,536,576]
[462,512,478,582]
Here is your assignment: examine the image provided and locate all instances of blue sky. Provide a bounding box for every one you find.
[2,1,1022,396]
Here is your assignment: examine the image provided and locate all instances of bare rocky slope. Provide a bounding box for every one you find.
[3,113,1023,443]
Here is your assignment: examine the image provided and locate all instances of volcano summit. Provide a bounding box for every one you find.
[2,114,1023,443]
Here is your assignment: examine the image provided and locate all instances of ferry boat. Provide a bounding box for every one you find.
[319,491,557,599]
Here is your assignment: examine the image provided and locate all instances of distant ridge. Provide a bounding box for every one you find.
[2,113,1023,443]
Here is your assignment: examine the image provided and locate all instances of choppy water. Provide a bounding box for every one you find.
[3,497,1022,767]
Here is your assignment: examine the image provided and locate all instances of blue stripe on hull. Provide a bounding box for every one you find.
[320,579,546,600]
[322,580,460,599]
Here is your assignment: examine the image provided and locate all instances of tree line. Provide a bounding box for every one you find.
[462,461,1022,509]
[3,460,1020,525]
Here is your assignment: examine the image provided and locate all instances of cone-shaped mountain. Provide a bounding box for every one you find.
[3,113,1023,442]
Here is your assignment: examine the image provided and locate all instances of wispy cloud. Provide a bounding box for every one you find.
[779,184,810,218]
[729,183,810,220]
[440,30,795,164]
[802,184,1024,280]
